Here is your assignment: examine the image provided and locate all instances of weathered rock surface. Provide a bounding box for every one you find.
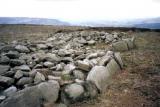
[0,65,10,75]
[0,80,60,107]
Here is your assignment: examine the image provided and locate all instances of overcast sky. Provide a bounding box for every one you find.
[0,0,160,22]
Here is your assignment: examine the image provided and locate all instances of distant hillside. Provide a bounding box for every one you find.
[76,17,160,29]
[0,17,160,29]
[0,17,70,26]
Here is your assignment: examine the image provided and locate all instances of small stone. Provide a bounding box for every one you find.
[15,45,30,53]
[43,61,54,68]
[16,77,33,86]
[0,65,10,75]
[17,65,30,72]
[34,72,45,84]
[0,95,6,102]
[5,51,20,59]
[37,44,48,50]
[10,59,25,66]
[76,60,92,72]
[87,40,96,45]
[0,76,15,87]
[73,70,85,80]
[3,86,17,97]
[14,70,23,79]
[0,55,10,64]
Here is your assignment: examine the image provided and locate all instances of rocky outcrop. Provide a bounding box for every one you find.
[0,30,135,106]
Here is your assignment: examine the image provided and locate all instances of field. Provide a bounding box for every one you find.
[0,25,160,107]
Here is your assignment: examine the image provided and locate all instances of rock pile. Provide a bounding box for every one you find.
[0,31,135,107]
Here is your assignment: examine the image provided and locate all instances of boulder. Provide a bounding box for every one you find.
[61,83,84,104]
[114,52,123,69]
[3,86,17,97]
[0,76,15,87]
[0,45,15,53]
[123,37,135,50]
[17,65,31,72]
[16,77,33,86]
[87,40,96,45]
[82,81,98,98]
[43,61,54,68]
[0,56,10,64]
[0,65,10,75]
[87,66,111,91]
[106,59,121,76]
[86,53,98,59]
[14,70,23,79]
[10,59,25,66]
[34,72,45,84]
[15,45,30,53]
[73,70,85,80]
[37,44,48,50]
[112,41,128,51]
[76,60,92,72]
[5,51,20,59]
[0,81,60,107]
[99,55,111,66]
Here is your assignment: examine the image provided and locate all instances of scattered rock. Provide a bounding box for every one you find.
[0,65,10,75]
[0,81,60,107]
[0,76,15,87]
[43,61,54,68]
[34,72,45,84]
[112,41,128,51]
[0,55,10,64]
[17,65,31,72]
[3,86,17,97]
[73,70,85,80]
[10,59,25,66]
[14,70,23,79]
[15,45,30,53]
[5,51,20,59]
[76,60,92,72]
[87,66,111,91]
[61,83,84,104]
[16,77,33,86]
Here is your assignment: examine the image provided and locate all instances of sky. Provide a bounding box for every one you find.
[0,0,160,22]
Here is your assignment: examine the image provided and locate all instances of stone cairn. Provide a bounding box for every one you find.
[0,31,135,107]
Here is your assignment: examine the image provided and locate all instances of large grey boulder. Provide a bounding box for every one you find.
[106,59,121,76]
[123,37,135,50]
[15,45,30,53]
[0,65,10,75]
[61,83,84,104]
[114,52,123,69]
[0,80,60,107]
[112,41,128,51]
[87,66,111,91]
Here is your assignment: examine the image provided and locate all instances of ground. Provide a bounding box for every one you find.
[0,25,160,107]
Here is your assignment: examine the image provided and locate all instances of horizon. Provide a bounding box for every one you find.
[0,0,160,23]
